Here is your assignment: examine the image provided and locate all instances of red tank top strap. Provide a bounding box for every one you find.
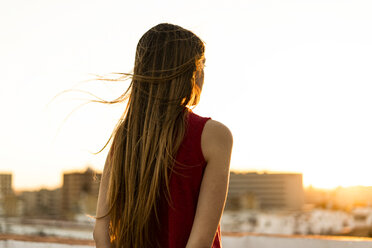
[184,109,211,165]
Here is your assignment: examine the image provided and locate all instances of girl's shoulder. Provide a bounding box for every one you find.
[201,118,233,161]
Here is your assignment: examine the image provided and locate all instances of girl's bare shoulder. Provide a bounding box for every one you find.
[201,119,233,162]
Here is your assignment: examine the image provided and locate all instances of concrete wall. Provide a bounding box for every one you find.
[221,233,372,248]
[1,233,372,248]
[0,240,91,248]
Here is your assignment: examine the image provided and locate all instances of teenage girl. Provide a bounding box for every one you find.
[93,23,233,248]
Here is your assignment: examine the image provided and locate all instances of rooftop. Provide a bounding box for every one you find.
[1,232,372,248]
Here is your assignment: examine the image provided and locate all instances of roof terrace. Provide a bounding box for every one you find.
[1,232,372,248]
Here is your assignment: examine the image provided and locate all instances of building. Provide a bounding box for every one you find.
[62,167,101,219]
[226,171,304,211]
[0,173,12,197]
[0,173,19,216]
[21,188,62,218]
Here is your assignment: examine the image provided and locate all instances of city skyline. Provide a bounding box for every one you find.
[3,169,372,213]
[2,168,372,192]
[2,169,372,240]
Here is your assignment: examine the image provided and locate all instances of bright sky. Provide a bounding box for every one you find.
[1,0,372,190]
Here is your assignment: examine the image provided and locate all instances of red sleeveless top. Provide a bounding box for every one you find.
[157,110,222,248]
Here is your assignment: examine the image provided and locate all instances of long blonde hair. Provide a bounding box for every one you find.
[96,23,205,247]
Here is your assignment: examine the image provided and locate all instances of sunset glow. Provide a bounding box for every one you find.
[1,0,372,190]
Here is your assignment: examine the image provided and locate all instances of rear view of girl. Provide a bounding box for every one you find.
[93,23,233,248]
